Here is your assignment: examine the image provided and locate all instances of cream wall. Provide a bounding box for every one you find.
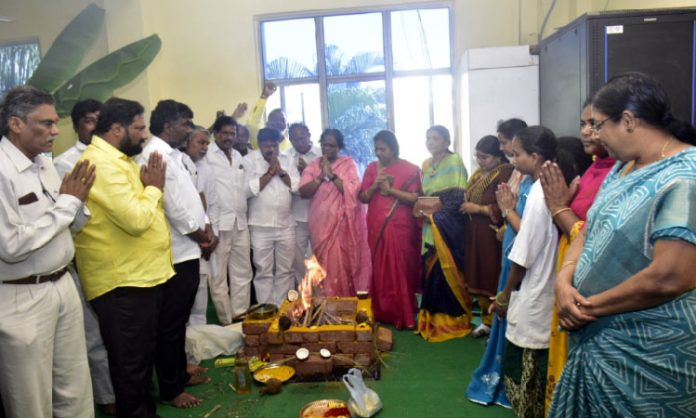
[1,0,695,154]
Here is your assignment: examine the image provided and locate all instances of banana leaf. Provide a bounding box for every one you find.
[27,3,105,92]
[53,34,162,117]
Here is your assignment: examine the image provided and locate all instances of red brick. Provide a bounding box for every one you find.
[242,321,271,335]
[320,330,355,342]
[355,328,373,342]
[325,299,357,315]
[332,353,355,367]
[302,331,319,342]
[304,341,336,353]
[266,344,283,354]
[244,335,259,346]
[295,355,333,377]
[354,353,371,367]
[376,326,393,352]
[269,353,286,363]
[267,330,283,344]
[281,343,301,355]
[284,331,305,344]
[336,341,373,355]
[243,346,259,357]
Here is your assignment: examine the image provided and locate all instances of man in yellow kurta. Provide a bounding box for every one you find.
[74,97,174,418]
[246,81,291,151]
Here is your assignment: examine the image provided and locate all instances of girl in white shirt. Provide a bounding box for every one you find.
[491,126,559,418]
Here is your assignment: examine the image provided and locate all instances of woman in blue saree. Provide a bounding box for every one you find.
[550,73,696,417]
[466,118,530,407]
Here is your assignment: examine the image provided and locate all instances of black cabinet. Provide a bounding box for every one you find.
[540,8,696,137]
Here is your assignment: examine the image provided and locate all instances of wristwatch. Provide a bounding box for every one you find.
[501,209,510,219]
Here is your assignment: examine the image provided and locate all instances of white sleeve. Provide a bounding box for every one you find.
[508,183,553,269]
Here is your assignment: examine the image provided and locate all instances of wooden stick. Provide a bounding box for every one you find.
[311,299,327,325]
[303,302,314,327]
[204,404,222,418]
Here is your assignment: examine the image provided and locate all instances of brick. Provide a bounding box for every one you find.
[320,330,355,342]
[302,331,319,342]
[332,353,355,367]
[244,335,260,346]
[337,341,373,355]
[354,353,371,367]
[267,344,283,354]
[295,355,333,377]
[325,299,357,315]
[242,321,271,335]
[269,353,286,363]
[304,341,336,353]
[284,331,305,344]
[281,343,301,355]
[267,330,283,344]
[355,328,373,342]
[243,346,259,357]
[376,326,393,352]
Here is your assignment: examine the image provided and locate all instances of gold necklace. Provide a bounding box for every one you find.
[660,137,674,159]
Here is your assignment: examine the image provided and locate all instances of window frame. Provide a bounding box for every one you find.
[256,3,456,140]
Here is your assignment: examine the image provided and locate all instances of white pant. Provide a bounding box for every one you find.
[293,221,312,287]
[251,225,296,307]
[188,256,216,325]
[0,272,93,418]
[211,225,253,323]
[69,267,115,405]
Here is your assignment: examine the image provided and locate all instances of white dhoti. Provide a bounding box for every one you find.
[211,224,253,322]
[250,225,296,307]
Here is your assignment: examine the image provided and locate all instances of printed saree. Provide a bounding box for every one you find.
[549,148,696,417]
[417,153,472,342]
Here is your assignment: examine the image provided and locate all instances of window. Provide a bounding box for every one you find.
[260,6,453,172]
[0,39,41,99]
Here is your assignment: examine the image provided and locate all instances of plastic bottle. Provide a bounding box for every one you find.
[233,358,252,394]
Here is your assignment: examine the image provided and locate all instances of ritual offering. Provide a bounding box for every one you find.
[299,399,350,418]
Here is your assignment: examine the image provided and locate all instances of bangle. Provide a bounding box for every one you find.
[552,207,572,218]
[494,292,508,307]
[561,260,578,269]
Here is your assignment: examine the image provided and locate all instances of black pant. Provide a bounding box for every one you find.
[92,285,162,418]
[155,259,200,400]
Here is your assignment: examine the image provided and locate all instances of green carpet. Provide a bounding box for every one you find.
[96,328,514,418]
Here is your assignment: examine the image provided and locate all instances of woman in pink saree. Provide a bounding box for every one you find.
[359,130,422,328]
[299,129,371,296]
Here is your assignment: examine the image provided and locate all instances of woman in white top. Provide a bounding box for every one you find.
[491,126,559,418]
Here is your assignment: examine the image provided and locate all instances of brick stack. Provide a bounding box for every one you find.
[241,297,393,380]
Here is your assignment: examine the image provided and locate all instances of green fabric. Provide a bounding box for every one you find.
[421,153,468,251]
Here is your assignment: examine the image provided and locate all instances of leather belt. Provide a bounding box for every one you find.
[2,266,69,285]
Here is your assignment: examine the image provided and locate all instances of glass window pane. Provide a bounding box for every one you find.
[432,75,454,133]
[391,8,451,71]
[1,42,41,99]
[324,13,384,76]
[393,76,431,167]
[263,19,317,80]
[283,83,322,141]
[327,80,386,173]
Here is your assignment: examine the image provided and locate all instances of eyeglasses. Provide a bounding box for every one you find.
[591,117,611,132]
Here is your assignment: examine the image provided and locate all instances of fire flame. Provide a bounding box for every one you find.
[298,255,326,310]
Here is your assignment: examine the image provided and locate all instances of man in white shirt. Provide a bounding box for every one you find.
[54,99,101,178]
[180,126,219,325]
[204,116,253,323]
[248,128,300,306]
[285,122,321,286]
[0,86,95,418]
[138,100,210,408]
[52,99,117,415]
